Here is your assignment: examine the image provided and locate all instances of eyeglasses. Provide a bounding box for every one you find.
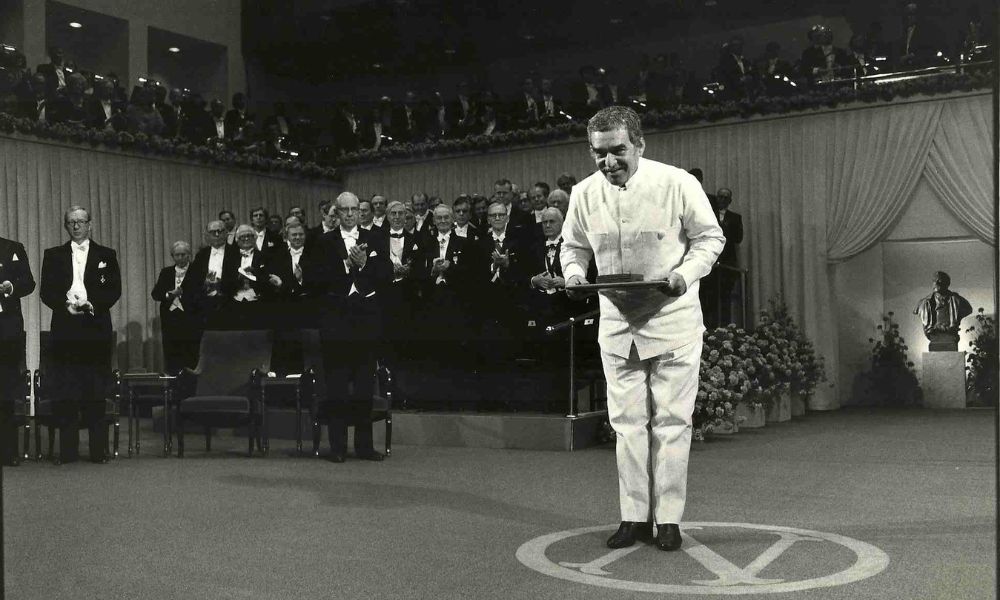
[66,220,90,227]
[207,228,225,234]
[488,213,507,219]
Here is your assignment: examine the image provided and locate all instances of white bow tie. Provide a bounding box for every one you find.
[289,247,304,257]
[341,231,358,241]
[240,249,253,257]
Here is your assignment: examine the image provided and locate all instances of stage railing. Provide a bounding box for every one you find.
[545,308,600,418]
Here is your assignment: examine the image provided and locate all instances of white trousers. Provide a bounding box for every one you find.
[601,338,702,524]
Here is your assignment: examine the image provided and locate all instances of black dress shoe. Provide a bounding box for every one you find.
[355,450,384,462]
[656,523,682,551]
[606,521,652,549]
[329,451,346,463]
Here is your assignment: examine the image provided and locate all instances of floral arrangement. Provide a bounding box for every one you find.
[765,300,826,397]
[965,308,997,406]
[865,312,921,406]
[0,112,340,181]
[693,324,756,441]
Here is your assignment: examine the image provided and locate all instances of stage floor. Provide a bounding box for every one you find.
[5,407,996,599]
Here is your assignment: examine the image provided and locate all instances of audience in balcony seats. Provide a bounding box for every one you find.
[207,99,228,142]
[574,65,604,115]
[958,3,993,64]
[800,25,847,86]
[447,81,477,138]
[182,219,234,329]
[843,34,874,79]
[181,93,215,144]
[756,42,796,97]
[47,72,88,126]
[896,2,946,69]
[249,207,283,253]
[0,68,18,116]
[370,195,387,228]
[151,241,200,374]
[35,46,67,100]
[476,90,499,136]
[547,189,570,217]
[451,195,482,242]
[510,77,542,130]
[475,200,531,361]
[124,85,165,136]
[157,87,182,138]
[537,78,564,127]
[263,101,292,138]
[716,36,755,100]
[224,92,251,143]
[425,91,449,141]
[329,101,361,156]
[85,77,124,131]
[392,91,427,143]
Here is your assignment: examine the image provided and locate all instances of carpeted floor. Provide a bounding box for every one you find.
[4,407,996,600]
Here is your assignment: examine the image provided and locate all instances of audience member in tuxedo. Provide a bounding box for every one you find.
[125,85,165,137]
[181,93,214,144]
[476,201,531,364]
[0,233,34,465]
[411,192,433,238]
[494,179,534,229]
[597,67,620,106]
[268,222,313,375]
[756,42,796,97]
[380,201,423,368]
[266,213,284,236]
[556,173,577,196]
[448,81,477,138]
[249,207,283,253]
[471,195,490,230]
[425,91,449,141]
[224,92,250,143]
[404,207,417,235]
[574,65,605,115]
[0,66,19,119]
[451,196,482,242]
[263,101,292,140]
[416,205,477,365]
[18,73,48,123]
[151,241,199,374]
[218,210,237,245]
[330,101,361,156]
[958,3,992,65]
[538,78,564,127]
[526,208,571,322]
[48,72,88,126]
[370,195,388,229]
[371,96,394,151]
[307,199,336,244]
[218,225,277,329]
[477,90,499,135]
[358,199,383,234]
[530,182,551,224]
[85,78,123,131]
[305,192,392,462]
[428,195,444,211]
[700,188,744,327]
[864,21,892,62]
[207,99,228,142]
[287,205,307,228]
[158,88,182,138]
[842,34,874,79]
[717,37,754,100]
[547,189,570,217]
[183,220,235,328]
[36,46,67,100]
[39,206,121,464]
[392,91,426,143]
[510,77,542,130]
[800,25,848,86]
[897,2,946,69]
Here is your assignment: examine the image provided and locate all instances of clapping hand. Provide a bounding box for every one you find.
[491,250,509,269]
[431,258,450,276]
[0,280,12,296]
[267,274,283,288]
[348,243,368,270]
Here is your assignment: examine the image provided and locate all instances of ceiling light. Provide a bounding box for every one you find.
[69,22,82,28]
[168,47,180,53]
[372,63,382,69]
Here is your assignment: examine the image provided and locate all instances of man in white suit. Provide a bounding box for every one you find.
[561,106,724,551]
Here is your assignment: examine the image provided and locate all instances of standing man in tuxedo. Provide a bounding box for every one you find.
[0,233,34,465]
[249,207,283,253]
[306,193,392,463]
[380,200,423,370]
[40,206,122,463]
[184,220,236,329]
[712,188,743,325]
[151,241,199,374]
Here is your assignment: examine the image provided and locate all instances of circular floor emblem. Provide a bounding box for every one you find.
[516,522,889,595]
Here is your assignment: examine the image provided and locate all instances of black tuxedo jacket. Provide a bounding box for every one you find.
[220,247,275,300]
[84,96,121,130]
[40,240,121,343]
[375,229,422,281]
[507,93,542,129]
[417,231,475,289]
[259,245,302,298]
[476,227,530,286]
[151,265,196,322]
[224,109,251,140]
[717,53,753,97]
[330,111,361,155]
[0,237,35,340]
[183,244,236,313]
[254,228,285,254]
[159,104,180,138]
[717,210,743,266]
[799,46,849,82]
[35,63,66,99]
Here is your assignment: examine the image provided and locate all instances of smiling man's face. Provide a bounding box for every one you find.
[589,128,644,187]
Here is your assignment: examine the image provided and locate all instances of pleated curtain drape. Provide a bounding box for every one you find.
[342,92,994,410]
[0,137,341,375]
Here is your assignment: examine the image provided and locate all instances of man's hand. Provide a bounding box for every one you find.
[167,286,182,299]
[393,262,410,277]
[492,250,509,270]
[531,274,551,290]
[658,272,687,297]
[0,280,12,296]
[348,244,368,270]
[267,274,283,288]
[565,274,590,300]
[550,276,566,290]
[431,258,450,276]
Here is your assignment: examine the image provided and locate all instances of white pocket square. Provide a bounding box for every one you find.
[368,250,378,257]
[98,261,107,269]
[11,254,17,262]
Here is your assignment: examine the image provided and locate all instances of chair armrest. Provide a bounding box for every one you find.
[174,368,199,401]
[375,364,393,410]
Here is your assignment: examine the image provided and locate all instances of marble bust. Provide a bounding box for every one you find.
[912,271,973,351]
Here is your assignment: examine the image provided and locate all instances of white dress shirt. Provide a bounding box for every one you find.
[68,239,90,304]
[170,266,187,311]
[435,232,451,285]
[214,117,225,139]
[341,227,361,295]
[254,229,266,251]
[373,215,385,227]
[560,157,725,359]
[289,246,304,282]
[207,246,225,296]
[534,209,545,223]
[454,224,470,238]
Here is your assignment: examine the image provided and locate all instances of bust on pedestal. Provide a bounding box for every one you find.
[913,271,973,408]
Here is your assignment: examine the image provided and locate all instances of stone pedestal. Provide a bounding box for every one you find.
[735,403,765,428]
[922,351,967,409]
[790,392,807,417]
[766,391,792,423]
[712,419,739,435]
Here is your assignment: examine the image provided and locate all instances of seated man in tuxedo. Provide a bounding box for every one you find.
[416,205,477,365]
[526,208,585,327]
[183,220,236,329]
[0,232,34,465]
[224,92,251,144]
[151,241,199,374]
[475,201,531,364]
[39,206,121,464]
[304,193,392,462]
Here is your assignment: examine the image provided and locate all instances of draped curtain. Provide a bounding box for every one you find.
[0,137,341,374]
[343,92,994,410]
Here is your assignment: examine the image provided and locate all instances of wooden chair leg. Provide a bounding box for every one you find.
[385,416,392,457]
[22,423,30,461]
[312,420,321,458]
[112,421,120,458]
[47,425,55,461]
[176,411,185,457]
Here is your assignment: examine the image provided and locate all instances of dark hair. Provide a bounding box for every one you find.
[687,168,704,183]
[556,173,577,189]
[533,182,551,196]
[587,105,643,145]
[249,206,268,218]
[218,210,235,220]
[453,195,471,210]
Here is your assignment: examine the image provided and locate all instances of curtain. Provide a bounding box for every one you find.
[0,136,341,374]
[924,95,997,246]
[343,92,993,410]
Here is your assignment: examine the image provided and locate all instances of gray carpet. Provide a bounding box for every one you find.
[5,407,996,600]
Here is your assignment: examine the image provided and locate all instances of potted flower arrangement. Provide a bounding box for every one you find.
[767,300,826,415]
[693,324,754,440]
[752,306,794,423]
[862,312,921,406]
[965,308,997,407]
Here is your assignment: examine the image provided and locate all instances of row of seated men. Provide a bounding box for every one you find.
[154,194,596,382]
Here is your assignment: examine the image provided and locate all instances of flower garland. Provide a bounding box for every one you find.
[0,112,340,181]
